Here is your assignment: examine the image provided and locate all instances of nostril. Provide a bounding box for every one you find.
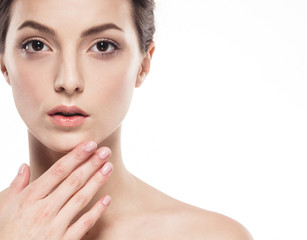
[55,86,65,93]
[56,87,65,92]
[54,79,84,94]
[54,85,83,94]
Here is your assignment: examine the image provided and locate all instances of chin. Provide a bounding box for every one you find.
[48,141,79,154]
[55,134,94,153]
[30,130,92,154]
[28,123,120,154]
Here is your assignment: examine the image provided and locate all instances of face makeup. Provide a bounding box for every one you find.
[3,0,145,152]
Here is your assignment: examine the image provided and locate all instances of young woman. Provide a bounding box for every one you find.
[0,0,253,239]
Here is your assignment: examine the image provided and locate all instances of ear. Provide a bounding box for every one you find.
[135,41,155,88]
[0,55,10,85]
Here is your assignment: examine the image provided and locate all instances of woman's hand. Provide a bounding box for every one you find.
[0,141,113,240]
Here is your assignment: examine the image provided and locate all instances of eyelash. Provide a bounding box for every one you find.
[18,37,50,55]
[18,37,120,57]
[89,39,119,56]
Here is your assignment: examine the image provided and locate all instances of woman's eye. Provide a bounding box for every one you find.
[22,40,50,52]
[90,40,118,54]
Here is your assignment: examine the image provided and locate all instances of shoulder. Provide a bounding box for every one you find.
[190,208,253,240]
[180,205,253,240]
[110,179,253,240]
[156,200,253,240]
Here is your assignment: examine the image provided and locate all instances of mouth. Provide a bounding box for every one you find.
[48,106,89,127]
[52,112,85,117]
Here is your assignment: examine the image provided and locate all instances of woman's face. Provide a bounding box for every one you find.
[0,0,152,152]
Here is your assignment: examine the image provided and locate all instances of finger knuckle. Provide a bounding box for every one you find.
[51,162,66,178]
[24,184,36,199]
[74,193,88,206]
[68,172,83,188]
[90,155,103,168]
[82,216,95,231]
[33,202,52,223]
[74,148,86,162]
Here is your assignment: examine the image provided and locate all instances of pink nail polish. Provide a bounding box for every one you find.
[102,195,111,206]
[99,148,111,160]
[84,141,97,153]
[101,162,113,176]
[18,163,26,175]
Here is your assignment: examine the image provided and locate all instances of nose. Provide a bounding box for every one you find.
[54,53,84,95]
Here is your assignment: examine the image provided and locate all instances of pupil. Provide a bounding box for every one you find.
[97,42,108,52]
[32,41,44,51]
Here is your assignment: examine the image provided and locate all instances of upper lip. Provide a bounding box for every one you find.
[48,105,89,116]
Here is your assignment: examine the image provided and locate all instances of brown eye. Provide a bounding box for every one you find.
[22,39,50,52]
[30,40,44,51]
[96,41,110,52]
[89,40,118,55]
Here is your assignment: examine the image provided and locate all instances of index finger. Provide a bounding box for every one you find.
[29,140,97,199]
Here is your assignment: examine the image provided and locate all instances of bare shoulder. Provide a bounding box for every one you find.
[101,179,253,240]
[185,206,253,240]
[165,201,253,240]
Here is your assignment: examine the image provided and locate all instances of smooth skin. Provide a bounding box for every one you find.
[0,0,253,239]
[0,141,113,239]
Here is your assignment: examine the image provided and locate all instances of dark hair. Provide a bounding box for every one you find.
[131,0,155,53]
[0,0,155,54]
[0,0,11,54]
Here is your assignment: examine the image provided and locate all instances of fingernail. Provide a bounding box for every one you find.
[84,141,97,153]
[101,162,113,176]
[18,163,26,175]
[102,195,111,206]
[99,148,111,160]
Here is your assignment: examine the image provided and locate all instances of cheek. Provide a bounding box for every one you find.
[86,54,139,112]
[83,53,139,142]
[8,59,52,122]
[104,63,136,108]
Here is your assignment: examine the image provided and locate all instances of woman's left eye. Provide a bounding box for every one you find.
[89,40,118,54]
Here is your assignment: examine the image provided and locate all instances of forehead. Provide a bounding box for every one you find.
[9,0,134,36]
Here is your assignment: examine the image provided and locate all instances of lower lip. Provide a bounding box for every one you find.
[48,115,88,127]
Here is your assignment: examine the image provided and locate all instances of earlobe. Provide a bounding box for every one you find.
[0,56,10,85]
[135,71,146,88]
[135,41,155,88]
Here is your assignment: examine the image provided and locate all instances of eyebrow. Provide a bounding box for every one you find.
[17,20,123,38]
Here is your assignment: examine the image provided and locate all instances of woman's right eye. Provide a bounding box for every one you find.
[21,40,51,53]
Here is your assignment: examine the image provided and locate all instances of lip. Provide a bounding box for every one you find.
[48,105,89,127]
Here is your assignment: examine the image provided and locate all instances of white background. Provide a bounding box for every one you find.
[0,0,307,239]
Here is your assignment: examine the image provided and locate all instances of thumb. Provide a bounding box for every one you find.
[6,163,30,203]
